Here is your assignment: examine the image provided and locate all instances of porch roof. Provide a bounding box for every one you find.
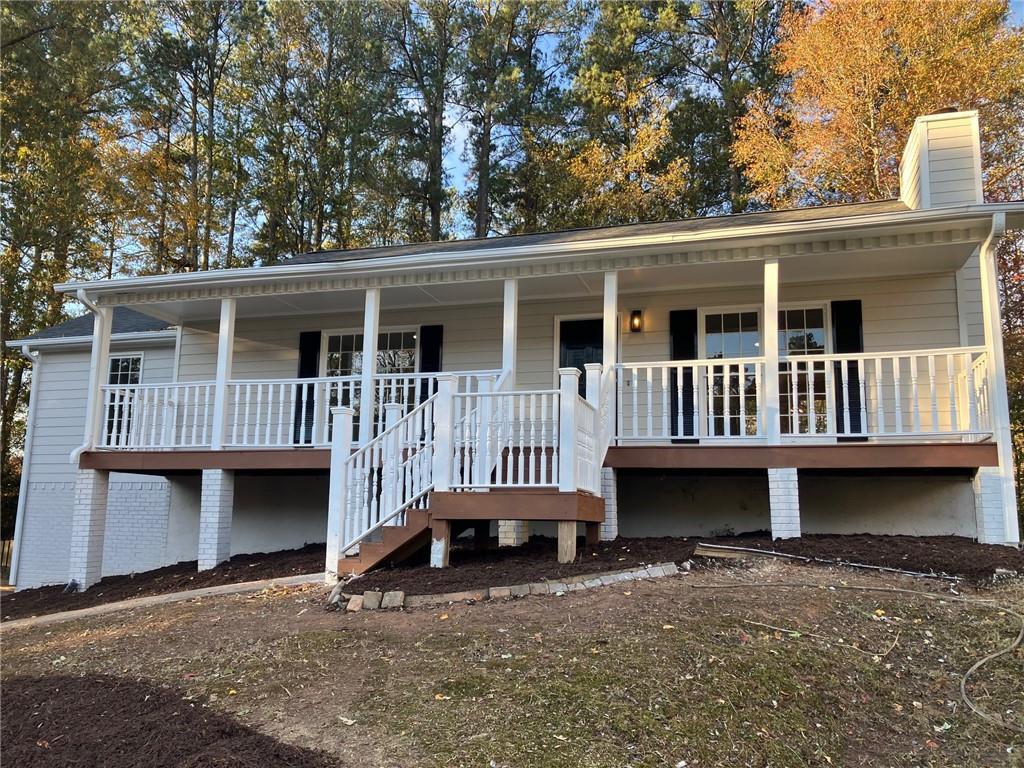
[52,199,1023,324]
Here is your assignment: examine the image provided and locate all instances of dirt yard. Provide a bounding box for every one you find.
[2,560,1021,767]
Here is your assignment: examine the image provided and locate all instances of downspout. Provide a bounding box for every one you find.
[9,345,41,587]
[978,212,1020,544]
[70,288,101,464]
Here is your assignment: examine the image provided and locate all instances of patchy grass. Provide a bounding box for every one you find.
[2,565,1022,767]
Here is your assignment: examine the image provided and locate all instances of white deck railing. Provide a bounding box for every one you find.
[339,395,437,555]
[450,388,560,488]
[616,358,765,442]
[615,347,990,444]
[100,381,215,449]
[781,346,989,438]
[98,370,500,450]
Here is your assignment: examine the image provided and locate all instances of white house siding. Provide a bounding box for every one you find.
[16,344,177,589]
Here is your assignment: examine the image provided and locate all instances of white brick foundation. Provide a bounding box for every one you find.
[599,467,619,541]
[68,469,110,590]
[103,479,171,575]
[199,469,234,570]
[973,467,1007,544]
[768,467,801,539]
[498,520,529,547]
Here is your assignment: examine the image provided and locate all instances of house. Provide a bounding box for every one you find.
[6,110,1022,591]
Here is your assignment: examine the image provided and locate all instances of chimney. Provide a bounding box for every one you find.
[898,110,983,209]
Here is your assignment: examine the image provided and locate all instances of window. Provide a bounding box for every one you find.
[702,311,759,436]
[779,307,828,434]
[108,355,142,385]
[322,330,418,377]
[105,355,142,445]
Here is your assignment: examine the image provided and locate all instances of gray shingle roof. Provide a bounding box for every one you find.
[286,199,909,265]
[24,307,172,341]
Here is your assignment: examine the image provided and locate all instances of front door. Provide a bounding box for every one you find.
[558,318,602,396]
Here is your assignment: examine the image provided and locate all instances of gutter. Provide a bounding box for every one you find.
[4,329,178,351]
[9,345,40,587]
[52,202,1024,299]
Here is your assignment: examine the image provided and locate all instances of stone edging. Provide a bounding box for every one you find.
[339,561,687,612]
[1,573,325,632]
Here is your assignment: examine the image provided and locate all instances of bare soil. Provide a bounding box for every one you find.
[2,563,1021,767]
[0,544,324,622]
[352,532,1024,595]
[2,674,336,768]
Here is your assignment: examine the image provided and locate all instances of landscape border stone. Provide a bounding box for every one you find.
[351,561,686,611]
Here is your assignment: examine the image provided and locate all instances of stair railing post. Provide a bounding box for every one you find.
[381,402,402,523]
[325,406,354,584]
[558,367,580,493]
[584,363,601,407]
[432,374,457,493]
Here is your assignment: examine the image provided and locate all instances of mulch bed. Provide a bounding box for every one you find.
[1,544,325,622]
[1,674,336,768]
[351,533,1024,595]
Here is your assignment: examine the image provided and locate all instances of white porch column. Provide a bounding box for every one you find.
[763,259,781,443]
[210,298,236,450]
[768,467,800,539]
[79,302,113,455]
[68,468,110,590]
[325,406,354,583]
[198,469,234,570]
[431,374,457,492]
[977,213,1020,544]
[502,278,518,381]
[603,272,618,369]
[358,288,381,445]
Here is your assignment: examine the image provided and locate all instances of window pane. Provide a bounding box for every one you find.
[705,314,721,334]
[722,313,739,333]
[741,312,758,332]
[341,334,354,352]
[787,309,804,328]
[741,331,759,356]
[328,335,340,354]
[778,310,787,330]
[806,308,824,328]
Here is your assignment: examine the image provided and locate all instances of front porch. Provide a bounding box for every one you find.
[62,212,1019,588]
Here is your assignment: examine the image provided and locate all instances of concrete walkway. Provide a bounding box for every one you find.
[0,572,325,633]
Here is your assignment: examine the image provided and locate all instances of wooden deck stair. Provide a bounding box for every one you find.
[337,508,432,576]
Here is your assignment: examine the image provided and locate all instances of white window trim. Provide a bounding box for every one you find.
[319,326,420,378]
[694,302,832,360]
[107,352,145,385]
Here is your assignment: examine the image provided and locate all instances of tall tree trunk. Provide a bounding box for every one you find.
[474,110,492,238]
[188,72,200,271]
[428,101,444,241]
[201,7,221,271]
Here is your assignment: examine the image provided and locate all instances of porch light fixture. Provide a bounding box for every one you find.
[629,309,643,333]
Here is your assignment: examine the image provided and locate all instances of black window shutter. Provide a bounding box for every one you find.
[669,310,698,440]
[419,325,443,401]
[294,331,321,444]
[830,300,863,436]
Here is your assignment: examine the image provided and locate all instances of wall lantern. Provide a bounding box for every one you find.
[629,309,644,333]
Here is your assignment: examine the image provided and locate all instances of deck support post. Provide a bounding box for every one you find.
[763,259,781,444]
[210,298,236,450]
[599,467,619,541]
[358,287,381,446]
[326,406,354,583]
[502,278,518,382]
[558,368,580,493]
[68,468,110,590]
[977,213,1020,544]
[430,519,450,568]
[768,467,800,539]
[557,520,577,563]
[198,469,234,570]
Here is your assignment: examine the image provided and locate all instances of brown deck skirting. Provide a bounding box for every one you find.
[79,448,331,472]
[604,443,998,470]
[429,489,605,523]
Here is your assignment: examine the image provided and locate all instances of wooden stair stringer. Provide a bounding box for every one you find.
[337,508,431,576]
